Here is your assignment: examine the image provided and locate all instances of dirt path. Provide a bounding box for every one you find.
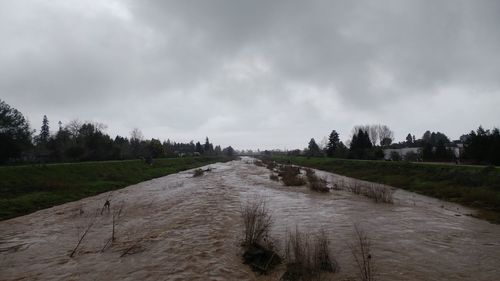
[1,158,499,280]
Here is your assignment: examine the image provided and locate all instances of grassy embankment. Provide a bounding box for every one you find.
[271,156,500,223]
[0,156,233,220]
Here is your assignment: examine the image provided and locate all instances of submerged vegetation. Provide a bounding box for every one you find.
[192,168,205,177]
[304,168,329,193]
[278,165,306,186]
[240,198,281,273]
[271,156,500,222]
[0,156,233,220]
[282,227,338,281]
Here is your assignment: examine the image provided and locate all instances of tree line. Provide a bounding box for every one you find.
[0,99,234,164]
[300,124,499,165]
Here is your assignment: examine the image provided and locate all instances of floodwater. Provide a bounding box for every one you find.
[1,157,499,280]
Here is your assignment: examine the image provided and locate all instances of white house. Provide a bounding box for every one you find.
[383,147,422,160]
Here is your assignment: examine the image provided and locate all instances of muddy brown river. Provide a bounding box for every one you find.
[1,158,499,280]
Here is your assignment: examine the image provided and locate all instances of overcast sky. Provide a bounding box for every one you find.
[1,0,499,150]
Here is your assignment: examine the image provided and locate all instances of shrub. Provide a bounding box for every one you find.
[270,174,280,181]
[241,199,273,246]
[390,151,401,161]
[364,184,394,204]
[266,161,277,171]
[282,227,338,281]
[279,165,305,186]
[261,158,278,170]
[403,151,419,162]
[347,181,363,195]
[305,168,329,192]
[193,168,204,177]
[254,160,265,167]
[240,199,281,273]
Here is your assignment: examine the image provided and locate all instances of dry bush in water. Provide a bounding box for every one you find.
[241,199,273,246]
[101,203,124,252]
[262,159,278,170]
[364,184,394,204]
[241,199,281,273]
[331,178,345,191]
[305,168,329,193]
[282,227,338,281]
[347,182,363,195]
[254,160,265,167]
[70,206,101,257]
[279,165,306,186]
[350,225,375,281]
[270,174,280,181]
[193,168,204,177]
[346,181,394,204]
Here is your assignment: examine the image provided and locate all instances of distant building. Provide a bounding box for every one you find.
[383,147,422,161]
[383,142,463,161]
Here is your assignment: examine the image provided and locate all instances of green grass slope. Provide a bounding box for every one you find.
[0,156,233,220]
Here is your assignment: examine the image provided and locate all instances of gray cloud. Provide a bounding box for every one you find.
[1,0,499,149]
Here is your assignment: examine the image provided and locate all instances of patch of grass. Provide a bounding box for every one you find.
[271,156,500,223]
[0,156,234,220]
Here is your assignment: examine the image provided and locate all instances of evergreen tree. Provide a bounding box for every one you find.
[406,133,413,145]
[214,145,222,155]
[204,137,213,154]
[195,141,203,154]
[326,130,340,157]
[380,137,392,147]
[349,129,373,159]
[223,146,234,156]
[38,115,50,145]
[0,99,32,163]
[308,138,322,157]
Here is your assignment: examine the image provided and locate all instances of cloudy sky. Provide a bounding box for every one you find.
[1,0,499,150]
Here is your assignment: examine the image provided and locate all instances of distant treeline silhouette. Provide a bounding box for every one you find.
[268,124,500,166]
[0,99,234,164]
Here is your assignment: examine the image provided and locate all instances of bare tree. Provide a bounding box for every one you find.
[318,136,329,151]
[65,119,82,139]
[91,122,107,132]
[377,125,394,146]
[130,128,143,141]
[368,126,379,146]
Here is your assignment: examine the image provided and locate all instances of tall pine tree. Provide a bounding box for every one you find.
[38,115,50,145]
[326,130,340,157]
